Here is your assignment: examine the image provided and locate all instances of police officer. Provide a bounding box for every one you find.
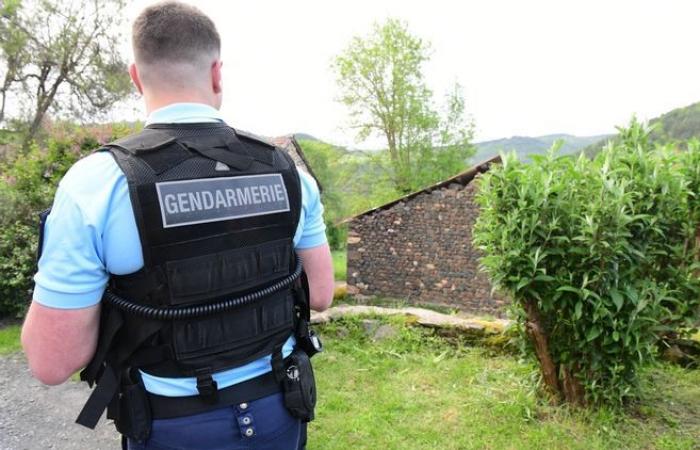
[21,2,334,449]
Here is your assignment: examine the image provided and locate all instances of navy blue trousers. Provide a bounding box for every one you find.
[127,392,305,450]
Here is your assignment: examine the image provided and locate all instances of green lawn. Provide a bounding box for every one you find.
[332,250,347,281]
[0,324,21,355]
[1,317,698,449]
[310,316,700,450]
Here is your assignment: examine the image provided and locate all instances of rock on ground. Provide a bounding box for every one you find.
[359,319,398,341]
[0,353,120,450]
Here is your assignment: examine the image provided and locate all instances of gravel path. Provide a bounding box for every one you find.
[0,353,121,450]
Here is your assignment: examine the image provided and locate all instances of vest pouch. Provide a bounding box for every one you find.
[113,375,152,443]
[281,348,317,422]
[170,290,295,370]
[165,240,292,306]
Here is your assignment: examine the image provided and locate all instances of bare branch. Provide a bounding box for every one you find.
[1,0,130,139]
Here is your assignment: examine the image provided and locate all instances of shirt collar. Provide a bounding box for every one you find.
[145,103,225,126]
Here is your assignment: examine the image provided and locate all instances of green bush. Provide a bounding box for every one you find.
[0,222,37,317]
[606,129,700,332]
[325,220,347,251]
[473,121,700,406]
[0,123,136,318]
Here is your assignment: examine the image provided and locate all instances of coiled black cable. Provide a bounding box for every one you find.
[104,254,303,320]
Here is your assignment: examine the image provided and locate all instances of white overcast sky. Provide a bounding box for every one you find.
[122,0,700,148]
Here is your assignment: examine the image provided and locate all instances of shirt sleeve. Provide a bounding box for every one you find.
[33,183,108,309]
[293,170,328,249]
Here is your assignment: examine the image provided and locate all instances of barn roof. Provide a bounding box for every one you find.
[244,133,322,192]
[341,155,501,223]
[269,135,321,191]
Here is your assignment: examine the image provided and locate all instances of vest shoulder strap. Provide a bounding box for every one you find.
[107,128,177,154]
[233,128,277,150]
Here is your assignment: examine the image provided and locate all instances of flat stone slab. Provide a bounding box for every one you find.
[311,305,511,335]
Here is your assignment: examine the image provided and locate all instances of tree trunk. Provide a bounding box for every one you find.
[695,225,700,273]
[24,71,64,147]
[24,92,54,147]
[0,89,6,124]
[561,365,586,406]
[523,300,561,401]
[26,98,51,144]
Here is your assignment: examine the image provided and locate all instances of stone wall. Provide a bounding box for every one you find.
[346,178,507,316]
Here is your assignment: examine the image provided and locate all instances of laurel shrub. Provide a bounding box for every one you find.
[473,121,700,405]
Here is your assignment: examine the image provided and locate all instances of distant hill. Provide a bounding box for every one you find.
[648,101,700,144]
[583,101,700,157]
[293,132,319,142]
[471,133,612,164]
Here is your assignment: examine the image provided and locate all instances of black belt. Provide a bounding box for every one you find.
[147,371,282,419]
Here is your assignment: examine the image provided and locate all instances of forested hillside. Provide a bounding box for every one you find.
[584,101,700,156]
[648,101,700,143]
[471,133,611,163]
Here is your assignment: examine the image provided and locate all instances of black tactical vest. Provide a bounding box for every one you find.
[76,123,304,430]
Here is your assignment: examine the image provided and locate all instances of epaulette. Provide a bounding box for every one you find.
[233,128,277,150]
[106,128,176,154]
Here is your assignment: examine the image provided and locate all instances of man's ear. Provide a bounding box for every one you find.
[211,59,223,94]
[129,63,144,95]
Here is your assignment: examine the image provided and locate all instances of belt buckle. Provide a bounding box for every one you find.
[194,367,219,404]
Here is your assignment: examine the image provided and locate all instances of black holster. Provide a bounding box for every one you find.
[281,349,317,422]
[108,371,152,443]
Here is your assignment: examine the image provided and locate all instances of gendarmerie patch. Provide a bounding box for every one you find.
[156,174,290,228]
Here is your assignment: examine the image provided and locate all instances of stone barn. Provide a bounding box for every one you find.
[345,156,506,316]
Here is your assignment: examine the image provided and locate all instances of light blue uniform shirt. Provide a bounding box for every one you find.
[33,103,327,396]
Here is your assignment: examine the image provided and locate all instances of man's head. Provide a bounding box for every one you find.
[130,1,223,110]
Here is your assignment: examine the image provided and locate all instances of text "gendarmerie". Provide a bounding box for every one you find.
[156,173,290,228]
[163,184,286,214]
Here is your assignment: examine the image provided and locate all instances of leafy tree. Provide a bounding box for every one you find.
[298,138,400,249]
[0,0,132,142]
[297,139,348,249]
[333,19,474,193]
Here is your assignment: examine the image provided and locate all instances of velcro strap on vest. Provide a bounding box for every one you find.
[76,364,120,429]
[271,343,285,384]
[77,306,165,429]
